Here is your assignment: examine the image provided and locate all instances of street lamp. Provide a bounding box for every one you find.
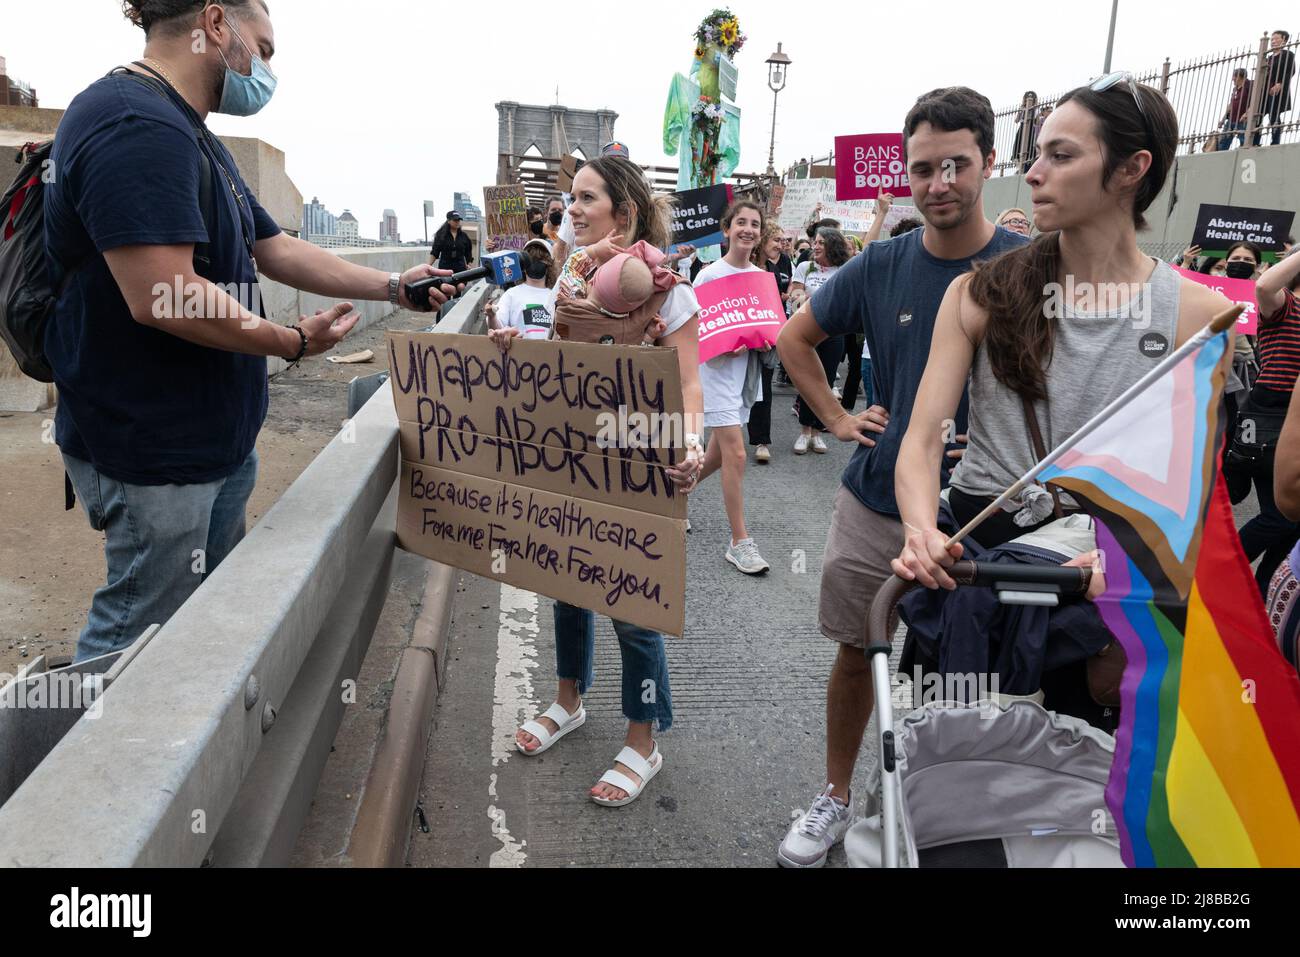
[766,43,791,176]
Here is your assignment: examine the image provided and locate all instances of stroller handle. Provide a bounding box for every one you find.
[865,561,1092,655]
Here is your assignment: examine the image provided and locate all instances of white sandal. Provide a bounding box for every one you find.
[516,702,585,756]
[591,743,663,807]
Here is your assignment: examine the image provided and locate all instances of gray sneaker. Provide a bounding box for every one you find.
[726,538,770,575]
[778,785,853,868]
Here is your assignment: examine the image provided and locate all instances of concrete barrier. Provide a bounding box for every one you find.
[0,281,490,867]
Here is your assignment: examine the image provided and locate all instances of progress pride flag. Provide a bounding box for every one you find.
[695,271,786,363]
[834,133,912,201]
[1173,265,1259,334]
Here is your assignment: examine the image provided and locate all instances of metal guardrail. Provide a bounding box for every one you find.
[0,282,490,867]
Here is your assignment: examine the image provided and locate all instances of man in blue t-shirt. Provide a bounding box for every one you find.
[774,87,1029,868]
[46,1,457,663]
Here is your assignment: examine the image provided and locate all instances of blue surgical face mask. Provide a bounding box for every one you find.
[216,23,276,116]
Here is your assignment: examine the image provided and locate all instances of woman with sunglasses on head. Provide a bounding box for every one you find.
[892,74,1235,723]
[497,157,705,808]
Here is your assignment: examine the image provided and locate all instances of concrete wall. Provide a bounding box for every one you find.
[0,105,302,235]
[983,142,1300,257]
[221,136,302,236]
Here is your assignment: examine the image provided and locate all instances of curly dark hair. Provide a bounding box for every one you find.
[815,227,852,267]
[122,0,266,36]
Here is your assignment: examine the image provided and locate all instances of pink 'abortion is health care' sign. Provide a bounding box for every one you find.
[695,271,787,363]
[834,133,912,201]
[1173,265,1260,335]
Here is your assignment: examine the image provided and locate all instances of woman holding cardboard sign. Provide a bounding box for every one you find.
[495,156,704,808]
[694,200,773,576]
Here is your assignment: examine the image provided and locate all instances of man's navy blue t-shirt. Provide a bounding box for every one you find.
[810,225,1028,517]
[45,72,281,485]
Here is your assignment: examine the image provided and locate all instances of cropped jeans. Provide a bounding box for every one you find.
[553,600,673,732]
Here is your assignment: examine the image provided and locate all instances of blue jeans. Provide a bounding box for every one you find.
[553,601,672,731]
[1218,120,1247,150]
[860,356,874,408]
[63,449,259,662]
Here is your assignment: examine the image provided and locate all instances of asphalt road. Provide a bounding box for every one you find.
[407,377,909,868]
[407,373,1268,869]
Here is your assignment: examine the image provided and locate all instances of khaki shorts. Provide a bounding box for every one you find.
[819,484,905,648]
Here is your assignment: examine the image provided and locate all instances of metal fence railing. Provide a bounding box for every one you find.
[995,31,1299,175]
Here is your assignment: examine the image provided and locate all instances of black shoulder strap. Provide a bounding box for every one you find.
[107,65,218,267]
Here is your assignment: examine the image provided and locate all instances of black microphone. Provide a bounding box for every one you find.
[404,251,526,309]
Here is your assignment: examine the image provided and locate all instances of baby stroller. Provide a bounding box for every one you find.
[846,563,1123,868]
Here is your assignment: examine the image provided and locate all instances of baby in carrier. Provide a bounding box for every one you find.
[552,239,685,345]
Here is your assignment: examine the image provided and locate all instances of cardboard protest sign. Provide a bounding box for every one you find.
[669,184,732,250]
[765,183,785,220]
[777,179,830,232]
[776,177,916,235]
[695,271,786,363]
[821,198,918,236]
[1173,265,1260,335]
[556,154,582,193]
[388,332,689,635]
[834,133,912,200]
[483,184,530,252]
[1191,204,1294,254]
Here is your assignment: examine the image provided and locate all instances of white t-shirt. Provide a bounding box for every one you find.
[494,283,554,339]
[792,260,839,295]
[694,258,765,418]
[545,247,701,340]
[694,257,762,286]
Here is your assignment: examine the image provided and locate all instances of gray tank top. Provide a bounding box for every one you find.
[949,258,1181,500]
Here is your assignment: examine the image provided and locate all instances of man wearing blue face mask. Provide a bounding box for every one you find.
[44,0,459,663]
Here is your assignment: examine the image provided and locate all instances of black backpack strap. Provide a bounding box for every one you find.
[107,65,219,268]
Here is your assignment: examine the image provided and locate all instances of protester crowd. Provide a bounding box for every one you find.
[16,0,1300,867]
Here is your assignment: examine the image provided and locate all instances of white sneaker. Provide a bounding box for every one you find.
[755,444,771,463]
[726,538,771,575]
[777,785,853,868]
[793,434,811,455]
[811,435,828,453]
[831,386,843,400]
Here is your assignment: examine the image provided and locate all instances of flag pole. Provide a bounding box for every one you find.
[943,305,1241,550]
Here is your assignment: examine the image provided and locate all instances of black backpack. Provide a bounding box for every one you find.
[0,66,217,383]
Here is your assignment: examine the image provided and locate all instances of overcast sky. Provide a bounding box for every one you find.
[3,1,1287,242]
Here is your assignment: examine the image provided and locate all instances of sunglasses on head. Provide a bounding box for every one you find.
[1090,70,1150,128]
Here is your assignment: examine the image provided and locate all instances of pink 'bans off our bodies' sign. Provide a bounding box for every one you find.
[1173,266,1260,335]
[694,271,786,363]
[834,133,912,201]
